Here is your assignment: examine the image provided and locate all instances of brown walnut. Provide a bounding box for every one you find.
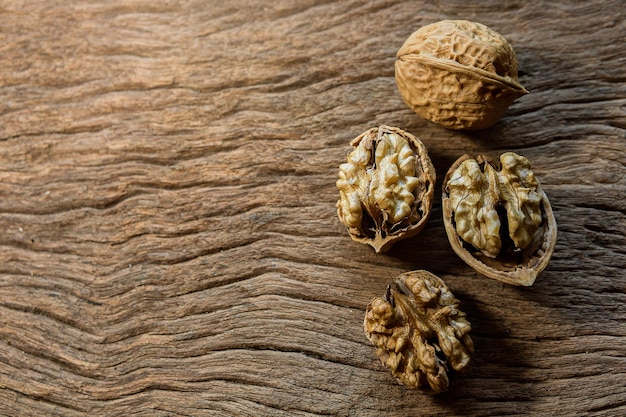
[336,125,436,252]
[364,270,473,393]
[395,20,528,130]
[442,152,558,286]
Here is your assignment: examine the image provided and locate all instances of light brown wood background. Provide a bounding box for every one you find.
[1,1,624,416]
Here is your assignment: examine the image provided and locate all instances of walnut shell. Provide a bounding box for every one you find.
[364,270,473,393]
[336,125,436,252]
[395,20,528,130]
[442,153,557,286]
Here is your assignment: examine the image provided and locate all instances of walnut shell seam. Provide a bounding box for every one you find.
[395,20,528,130]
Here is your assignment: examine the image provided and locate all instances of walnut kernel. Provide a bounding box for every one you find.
[364,270,473,393]
[336,125,435,252]
[395,20,528,130]
[442,152,557,286]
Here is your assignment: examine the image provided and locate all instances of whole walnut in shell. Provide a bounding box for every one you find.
[442,152,557,286]
[395,20,528,130]
[336,125,436,252]
[364,270,473,393]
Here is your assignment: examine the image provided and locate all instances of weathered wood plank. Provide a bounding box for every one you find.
[0,0,625,416]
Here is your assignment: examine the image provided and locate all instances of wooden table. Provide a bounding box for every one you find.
[1,1,624,415]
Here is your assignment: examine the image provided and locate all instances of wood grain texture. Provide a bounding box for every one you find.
[0,1,624,416]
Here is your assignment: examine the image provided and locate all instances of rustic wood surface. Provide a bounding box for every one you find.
[1,1,624,416]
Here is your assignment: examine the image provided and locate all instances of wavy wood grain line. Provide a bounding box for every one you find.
[1,0,625,416]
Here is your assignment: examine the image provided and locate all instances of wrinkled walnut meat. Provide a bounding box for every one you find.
[364,270,473,393]
[442,152,557,286]
[336,125,435,252]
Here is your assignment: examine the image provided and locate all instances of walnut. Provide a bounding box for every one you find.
[442,152,558,286]
[364,270,473,393]
[395,20,528,130]
[336,125,436,252]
